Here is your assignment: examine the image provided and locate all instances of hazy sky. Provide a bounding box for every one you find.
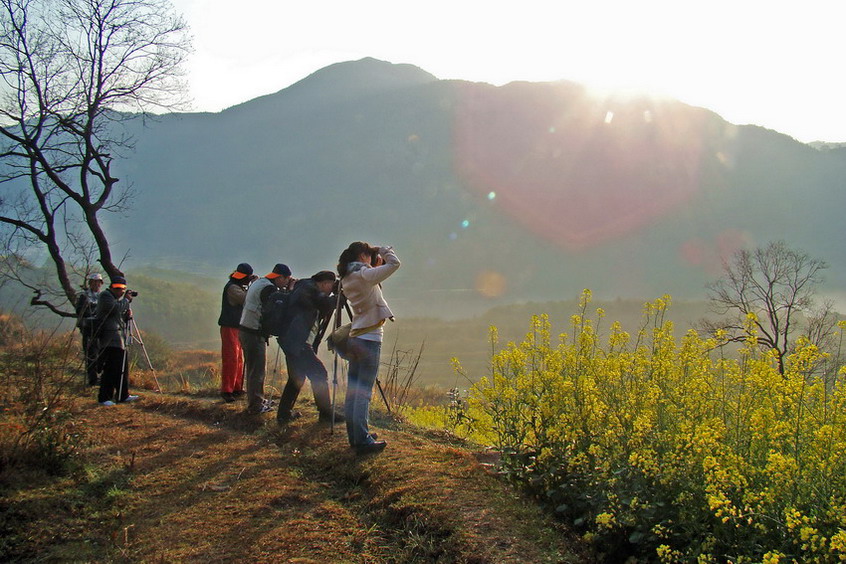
[170,0,845,143]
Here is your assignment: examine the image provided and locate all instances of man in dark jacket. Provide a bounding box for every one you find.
[94,275,139,406]
[218,263,256,402]
[75,272,104,386]
[277,270,342,423]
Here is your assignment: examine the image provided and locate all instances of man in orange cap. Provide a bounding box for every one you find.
[239,264,294,414]
[94,275,139,406]
[218,263,256,402]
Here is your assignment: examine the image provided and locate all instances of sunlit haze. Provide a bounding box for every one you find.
[170,0,845,144]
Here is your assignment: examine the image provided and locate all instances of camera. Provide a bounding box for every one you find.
[127,290,139,298]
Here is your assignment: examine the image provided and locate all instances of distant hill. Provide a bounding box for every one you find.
[101,57,844,318]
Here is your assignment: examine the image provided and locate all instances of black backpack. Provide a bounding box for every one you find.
[259,286,291,337]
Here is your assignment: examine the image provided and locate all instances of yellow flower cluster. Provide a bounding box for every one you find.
[410,290,846,562]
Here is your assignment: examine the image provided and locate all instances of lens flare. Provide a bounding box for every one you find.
[475,270,506,298]
[678,229,752,275]
[453,82,715,251]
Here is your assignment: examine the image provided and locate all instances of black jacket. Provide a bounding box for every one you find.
[218,279,247,328]
[94,289,131,349]
[279,279,336,356]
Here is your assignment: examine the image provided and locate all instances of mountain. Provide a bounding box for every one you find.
[105,57,846,318]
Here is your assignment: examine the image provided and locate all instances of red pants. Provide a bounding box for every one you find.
[220,326,244,393]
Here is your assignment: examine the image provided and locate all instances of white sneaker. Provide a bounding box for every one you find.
[123,395,140,403]
[99,400,115,406]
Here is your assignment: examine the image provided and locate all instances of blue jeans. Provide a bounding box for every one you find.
[279,344,331,418]
[345,338,381,446]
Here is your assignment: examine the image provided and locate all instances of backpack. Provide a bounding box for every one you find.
[259,286,291,337]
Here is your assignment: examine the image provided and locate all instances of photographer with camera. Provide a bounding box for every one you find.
[94,275,139,406]
[239,263,295,414]
[218,263,257,402]
[337,242,400,454]
[75,273,104,386]
[277,270,344,424]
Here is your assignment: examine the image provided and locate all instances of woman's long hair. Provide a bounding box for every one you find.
[337,241,373,278]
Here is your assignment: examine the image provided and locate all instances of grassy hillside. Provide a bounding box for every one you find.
[1,391,591,562]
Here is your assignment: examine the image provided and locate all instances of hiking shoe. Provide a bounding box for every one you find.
[263,399,277,408]
[221,392,235,403]
[232,389,245,397]
[122,395,140,403]
[99,400,115,406]
[354,441,387,455]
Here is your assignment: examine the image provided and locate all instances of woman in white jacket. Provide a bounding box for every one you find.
[337,242,400,454]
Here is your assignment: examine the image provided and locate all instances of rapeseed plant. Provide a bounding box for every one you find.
[410,290,846,562]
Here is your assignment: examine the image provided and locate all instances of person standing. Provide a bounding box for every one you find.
[337,243,400,454]
[239,263,294,414]
[277,270,343,424]
[218,263,256,402]
[75,273,104,386]
[94,275,139,405]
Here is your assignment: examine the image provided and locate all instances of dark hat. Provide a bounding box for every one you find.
[231,262,253,280]
[311,270,336,283]
[110,275,127,288]
[266,263,292,279]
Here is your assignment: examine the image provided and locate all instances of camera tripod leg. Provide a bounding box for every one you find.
[129,318,161,392]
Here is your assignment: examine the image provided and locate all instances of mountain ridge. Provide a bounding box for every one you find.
[101,57,845,317]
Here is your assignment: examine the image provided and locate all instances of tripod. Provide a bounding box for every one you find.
[127,317,161,392]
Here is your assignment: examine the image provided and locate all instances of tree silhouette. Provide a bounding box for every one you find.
[704,240,834,374]
[0,0,190,316]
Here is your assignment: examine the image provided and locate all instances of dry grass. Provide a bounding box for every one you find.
[2,391,592,563]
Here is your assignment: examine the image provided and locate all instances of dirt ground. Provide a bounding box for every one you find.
[3,390,591,563]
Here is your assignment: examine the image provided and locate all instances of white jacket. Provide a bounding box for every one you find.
[239,277,274,330]
[342,247,400,334]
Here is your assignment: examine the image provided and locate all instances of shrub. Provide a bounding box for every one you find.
[452,291,846,562]
[0,321,83,476]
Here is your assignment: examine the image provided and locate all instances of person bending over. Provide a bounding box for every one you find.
[276,270,344,424]
[239,263,294,414]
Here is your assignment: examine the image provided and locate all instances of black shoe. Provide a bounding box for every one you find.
[232,389,245,398]
[277,411,301,424]
[221,392,235,403]
[354,440,387,455]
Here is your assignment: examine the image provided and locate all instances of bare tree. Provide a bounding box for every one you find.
[704,240,833,374]
[0,0,190,317]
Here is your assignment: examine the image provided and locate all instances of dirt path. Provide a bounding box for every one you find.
[12,393,590,563]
